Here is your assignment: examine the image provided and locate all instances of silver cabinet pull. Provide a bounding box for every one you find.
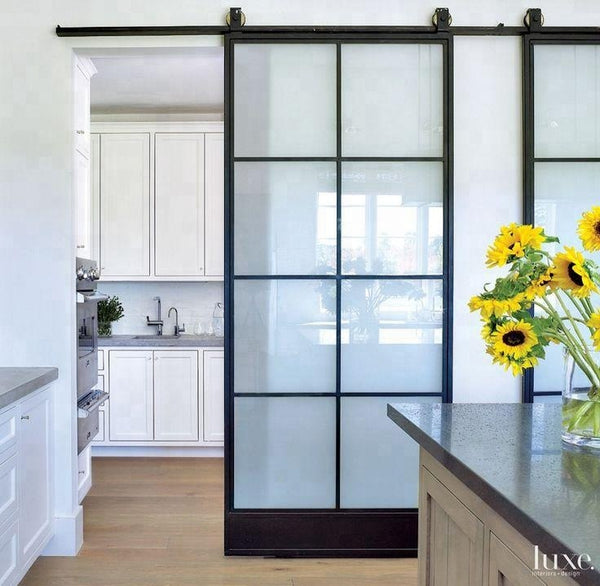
[21,416,29,421]
[76,130,85,135]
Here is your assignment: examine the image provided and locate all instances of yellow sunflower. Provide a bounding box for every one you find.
[492,320,538,359]
[491,349,538,376]
[587,312,600,350]
[524,268,554,300]
[486,223,546,268]
[481,322,495,343]
[578,206,600,252]
[468,294,526,320]
[552,247,598,298]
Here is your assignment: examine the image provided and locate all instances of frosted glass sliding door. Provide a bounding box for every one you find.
[527,43,600,400]
[226,35,450,553]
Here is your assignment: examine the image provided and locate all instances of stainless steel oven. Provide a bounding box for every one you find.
[77,301,98,399]
[76,257,109,453]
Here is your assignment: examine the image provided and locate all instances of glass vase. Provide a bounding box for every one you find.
[98,321,112,337]
[562,351,600,449]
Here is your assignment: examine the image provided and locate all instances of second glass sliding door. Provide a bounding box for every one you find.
[226,34,451,554]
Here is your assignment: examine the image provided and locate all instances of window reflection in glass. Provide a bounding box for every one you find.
[338,163,443,275]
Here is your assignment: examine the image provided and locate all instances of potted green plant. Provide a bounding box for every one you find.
[97,296,124,337]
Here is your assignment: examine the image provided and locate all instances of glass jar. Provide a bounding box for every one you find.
[562,350,600,449]
[212,302,224,338]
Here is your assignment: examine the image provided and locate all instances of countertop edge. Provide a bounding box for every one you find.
[386,404,597,586]
[0,368,58,411]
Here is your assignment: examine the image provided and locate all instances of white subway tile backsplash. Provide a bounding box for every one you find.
[98,282,223,336]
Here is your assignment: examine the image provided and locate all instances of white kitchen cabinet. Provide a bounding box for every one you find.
[96,347,224,448]
[109,350,153,441]
[91,122,223,281]
[204,133,225,277]
[99,133,151,277]
[155,134,205,276]
[74,150,91,256]
[77,446,92,504]
[19,387,53,574]
[154,351,199,441]
[73,56,96,257]
[203,350,224,442]
[73,56,96,159]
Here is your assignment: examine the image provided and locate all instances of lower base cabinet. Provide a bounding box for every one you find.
[98,348,223,447]
[18,387,53,578]
[0,385,55,585]
[419,448,575,586]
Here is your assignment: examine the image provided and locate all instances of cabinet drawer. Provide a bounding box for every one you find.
[0,520,18,586]
[0,409,17,464]
[0,456,17,533]
[98,350,104,371]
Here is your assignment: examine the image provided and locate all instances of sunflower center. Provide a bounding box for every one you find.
[595,221,600,237]
[567,263,584,287]
[502,331,525,347]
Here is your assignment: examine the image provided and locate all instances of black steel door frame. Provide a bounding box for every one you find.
[224,29,453,556]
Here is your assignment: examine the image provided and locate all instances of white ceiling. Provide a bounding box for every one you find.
[90,48,224,115]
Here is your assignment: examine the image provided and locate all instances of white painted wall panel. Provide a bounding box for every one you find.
[453,37,522,403]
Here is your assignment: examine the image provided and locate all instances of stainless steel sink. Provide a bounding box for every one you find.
[133,335,181,340]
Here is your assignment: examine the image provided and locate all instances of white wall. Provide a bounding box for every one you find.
[3,0,600,555]
[99,282,223,335]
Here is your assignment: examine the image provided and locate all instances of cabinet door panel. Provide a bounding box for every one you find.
[75,151,91,256]
[204,133,224,277]
[489,532,546,586]
[19,388,52,570]
[0,521,18,586]
[203,350,224,442]
[100,134,150,276]
[154,351,198,441]
[420,468,484,586]
[155,133,205,276]
[73,58,93,158]
[108,351,153,441]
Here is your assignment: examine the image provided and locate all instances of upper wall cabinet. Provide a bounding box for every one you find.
[73,57,97,159]
[73,56,96,257]
[100,133,151,277]
[92,122,224,281]
[155,133,205,276]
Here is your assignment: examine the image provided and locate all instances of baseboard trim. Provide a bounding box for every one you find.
[92,446,224,457]
[42,506,83,556]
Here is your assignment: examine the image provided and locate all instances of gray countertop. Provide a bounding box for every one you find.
[387,403,600,585]
[0,367,58,410]
[98,334,224,348]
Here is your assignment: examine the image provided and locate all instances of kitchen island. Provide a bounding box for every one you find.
[388,403,600,586]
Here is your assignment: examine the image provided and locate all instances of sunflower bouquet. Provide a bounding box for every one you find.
[469,207,600,443]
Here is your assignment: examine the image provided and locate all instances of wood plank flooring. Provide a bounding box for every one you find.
[22,458,418,586]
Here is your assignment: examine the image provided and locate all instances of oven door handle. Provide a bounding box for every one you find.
[78,391,109,418]
[81,292,109,302]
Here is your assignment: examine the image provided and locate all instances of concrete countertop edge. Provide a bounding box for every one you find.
[97,335,224,348]
[0,367,58,411]
[386,404,596,586]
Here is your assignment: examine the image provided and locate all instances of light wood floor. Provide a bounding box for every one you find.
[22,458,418,586]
